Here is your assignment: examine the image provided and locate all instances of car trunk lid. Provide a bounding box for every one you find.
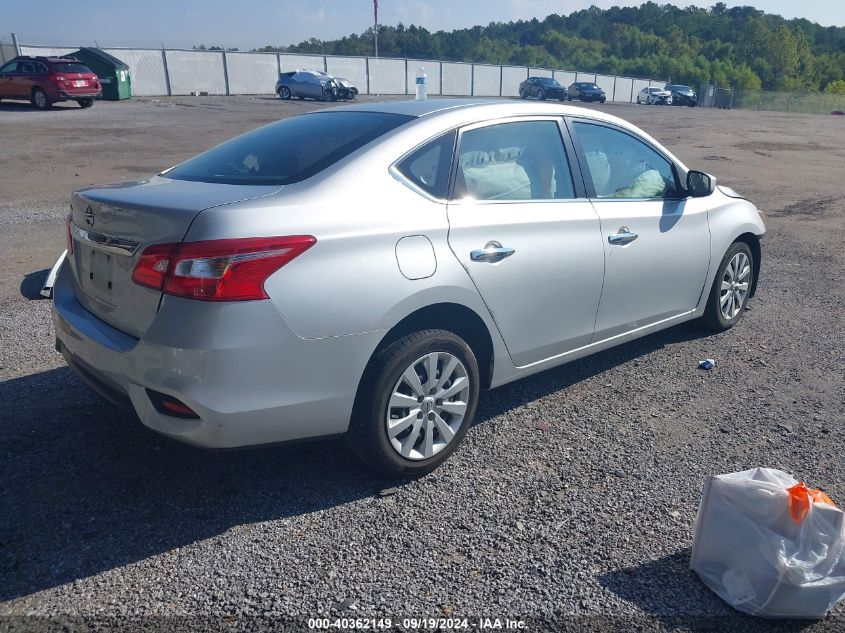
[68,177,282,338]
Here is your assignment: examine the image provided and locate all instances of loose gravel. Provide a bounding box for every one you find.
[1,96,844,632]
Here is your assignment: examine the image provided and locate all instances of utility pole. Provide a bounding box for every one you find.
[373,0,379,58]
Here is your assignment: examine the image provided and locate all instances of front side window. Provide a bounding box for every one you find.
[453,120,575,201]
[396,131,455,199]
[167,111,413,186]
[573,122,679,199]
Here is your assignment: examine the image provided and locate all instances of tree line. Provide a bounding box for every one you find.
[254,2,845,93]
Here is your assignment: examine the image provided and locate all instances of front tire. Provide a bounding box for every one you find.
[278,86,291,100]
[347,329,480,477]
[537,89,546,101]
[700,241,754,332]
[519,88,527,99]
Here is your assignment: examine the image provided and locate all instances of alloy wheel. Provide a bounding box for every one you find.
[33,90,47,109]
[719,252,751,320]
[385,352,470,461]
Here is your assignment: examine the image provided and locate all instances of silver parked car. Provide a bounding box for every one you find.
[637,86,673,105]
[276,69,357,102]
[53,100,764,476]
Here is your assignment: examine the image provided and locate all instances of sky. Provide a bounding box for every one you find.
[5,1,844,50]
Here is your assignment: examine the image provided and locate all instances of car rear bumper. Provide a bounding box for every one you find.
[58,90,101,100]
[52,260,379,449]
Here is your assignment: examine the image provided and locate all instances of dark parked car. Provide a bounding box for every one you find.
[665,84,697,107]
[518,77,567,101]
[276,70,357,102]
[0,55,101,109]
[565,82,606,103]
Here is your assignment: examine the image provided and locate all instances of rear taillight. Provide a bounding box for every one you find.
[66,213,74,255]
[132,236,316,301]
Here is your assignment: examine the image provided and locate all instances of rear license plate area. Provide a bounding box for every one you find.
[74,79,87,87]
[78,247,116,298]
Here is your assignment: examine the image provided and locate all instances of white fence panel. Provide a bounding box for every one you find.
[472,64,500,96]
[326,57,367,94]
[441,62,472,96]
[369,58,405,94]
[649,78,665,88]
[529,67,553,78]
[501,66,527,97]
[612,76,634,102]
[632,79,650,101]
[280,54,326,73]
[103,48,167,96]
[595,74,615,99]
[553,70,577,87]
[406,60,440,95]
[575,71,596,84]
[166,50,226,95]
[226,52,277,94]
[19,45,77,57]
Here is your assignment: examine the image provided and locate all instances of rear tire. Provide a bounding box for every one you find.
[78,98,93,109]
[700,241,754,332]
[346,329,480,477]
[31,88,50,110]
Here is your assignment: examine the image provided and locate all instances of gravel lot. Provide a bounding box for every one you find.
[1,95,844,632]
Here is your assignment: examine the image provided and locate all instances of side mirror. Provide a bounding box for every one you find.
[687,170,716,197]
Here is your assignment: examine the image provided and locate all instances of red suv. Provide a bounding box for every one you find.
[0,56,101,109]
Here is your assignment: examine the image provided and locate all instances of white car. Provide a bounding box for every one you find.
[637,87,673,105]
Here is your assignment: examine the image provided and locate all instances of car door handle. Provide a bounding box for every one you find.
[608,227,639,245]
[470,241,515,262]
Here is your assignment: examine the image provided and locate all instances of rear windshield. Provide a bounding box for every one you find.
[166,111,414,186]
[52,62,92,74]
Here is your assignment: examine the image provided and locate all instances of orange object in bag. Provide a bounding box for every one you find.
[787,482,836,523]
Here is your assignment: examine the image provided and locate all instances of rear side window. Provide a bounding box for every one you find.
[395,131,455,199]
[51,63,92,74]
[166,111,413,186]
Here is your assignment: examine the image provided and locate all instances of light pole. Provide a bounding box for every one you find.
[373,0,379,58]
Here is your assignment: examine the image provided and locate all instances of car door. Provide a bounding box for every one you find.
[568,119,711,341]
[14,60,37,98]
[0,61,16,97]
[446,117,605,367]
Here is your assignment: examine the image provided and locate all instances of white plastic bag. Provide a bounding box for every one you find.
[690,467,845,619]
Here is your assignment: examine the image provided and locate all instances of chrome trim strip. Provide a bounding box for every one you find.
[71,224,140,256]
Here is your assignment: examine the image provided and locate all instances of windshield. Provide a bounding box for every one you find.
[166,111,413,186]
[539,78,560,86]
[52,62,92,74]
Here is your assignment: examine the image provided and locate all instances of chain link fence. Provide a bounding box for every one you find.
[8,35,844,114]
[732,90,845,115]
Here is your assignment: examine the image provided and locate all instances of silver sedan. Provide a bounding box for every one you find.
[53,99,765,476]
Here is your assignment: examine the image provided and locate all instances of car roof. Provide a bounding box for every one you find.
[12,55,81,63]
[326,98,633,127]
